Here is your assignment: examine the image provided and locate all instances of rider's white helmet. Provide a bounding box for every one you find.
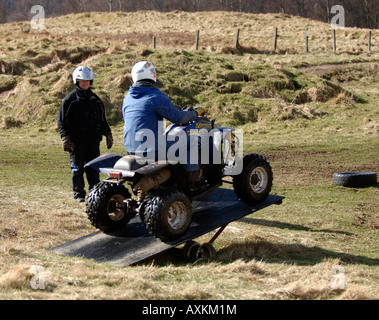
[72,66,94,85]
[131,61,157,83]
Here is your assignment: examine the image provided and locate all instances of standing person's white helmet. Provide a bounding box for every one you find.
[131,61,157,83]
[72,66,94,85]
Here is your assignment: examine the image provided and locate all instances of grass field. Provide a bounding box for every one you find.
[0,11,378,300]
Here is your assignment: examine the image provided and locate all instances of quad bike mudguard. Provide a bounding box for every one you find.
[86,153,171,179]
[85,153,122,174]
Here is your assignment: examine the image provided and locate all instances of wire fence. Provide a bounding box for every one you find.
[149,27,376,54]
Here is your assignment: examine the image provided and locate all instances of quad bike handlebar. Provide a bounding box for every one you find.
[183,105,205,116]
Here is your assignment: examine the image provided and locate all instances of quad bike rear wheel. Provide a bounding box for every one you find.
[233,154,273,204]
[86,181,131,233]
[143,188,193,242]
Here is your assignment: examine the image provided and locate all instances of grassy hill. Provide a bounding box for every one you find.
[0,11,378,300]
[0,11,378,127]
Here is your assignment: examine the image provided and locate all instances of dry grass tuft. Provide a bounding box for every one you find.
[272,282,339,300]
[307,87,325,102]
[218,259,267,276]
[339,287,376,300]
[273,103,325,121]
[0,266,30,290]
[329,91,356,108]
[1,116,23,129]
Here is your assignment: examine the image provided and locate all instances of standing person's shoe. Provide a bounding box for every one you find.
[75,197,85,203]
[74,191,86,203]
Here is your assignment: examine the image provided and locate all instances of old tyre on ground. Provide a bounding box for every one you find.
[233,154,273,204]
[333,172,377,188]
[86,181,131,233]
[143,188,193,242]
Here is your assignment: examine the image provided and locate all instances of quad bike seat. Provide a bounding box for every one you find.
[113,155,146,171]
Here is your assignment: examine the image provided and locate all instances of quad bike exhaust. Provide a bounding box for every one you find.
[133,168,171,194]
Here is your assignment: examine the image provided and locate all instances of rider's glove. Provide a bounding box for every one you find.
[106,132,113,149]
[194,106,205,117]
[62,136,74,152]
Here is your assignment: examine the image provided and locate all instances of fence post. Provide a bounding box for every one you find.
[274,27,278,51]
[305,29,309,53]
[368,31,372,53]
[333,29,336,53]
[152,36,156,49]
[195,30,200,50]
[235,28,240,48]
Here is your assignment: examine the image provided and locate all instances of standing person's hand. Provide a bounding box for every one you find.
[106,133,113,149]
[62,136,74,152]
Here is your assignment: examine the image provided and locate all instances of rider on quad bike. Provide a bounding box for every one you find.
[85,61,273,242]
[122,61,205,184]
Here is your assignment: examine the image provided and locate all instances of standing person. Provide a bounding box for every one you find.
[122,61,204,182]
[57,66,114,203]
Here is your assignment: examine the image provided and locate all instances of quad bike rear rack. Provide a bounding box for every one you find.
[49,188,284,266]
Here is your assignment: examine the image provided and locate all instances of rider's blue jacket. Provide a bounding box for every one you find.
[122,82,198,156]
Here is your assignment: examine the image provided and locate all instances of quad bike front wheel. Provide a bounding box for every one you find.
[233,154,273,204]
[143,188,193,242]
[86,181,131,233]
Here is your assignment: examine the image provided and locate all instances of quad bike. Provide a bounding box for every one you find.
[85,114,273,242]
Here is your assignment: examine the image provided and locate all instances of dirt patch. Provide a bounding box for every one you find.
[299,62,379,83]
[307,87,325,102]
[30,51,60,68]
[0,75,17,94]
[1,116,23,129]
[0,59,29,75]
[265,147,330,162]
[0,228,18,239]
[273,103,326,120]
[263,147,379,187]
[354,203,379,229]
[261,148,333,186]
[353,213,379,230]
[299,63,343,77]
[53,46,106,64]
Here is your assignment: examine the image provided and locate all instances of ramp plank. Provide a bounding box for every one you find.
[49,188,284,266]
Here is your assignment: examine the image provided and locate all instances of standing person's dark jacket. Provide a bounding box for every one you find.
[57,87,111,143]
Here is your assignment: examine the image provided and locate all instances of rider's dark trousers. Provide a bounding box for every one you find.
[69,142,100,199]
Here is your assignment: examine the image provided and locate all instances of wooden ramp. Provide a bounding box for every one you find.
[49,188,284,267]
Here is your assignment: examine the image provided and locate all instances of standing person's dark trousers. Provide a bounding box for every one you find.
[69,142,100,200]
